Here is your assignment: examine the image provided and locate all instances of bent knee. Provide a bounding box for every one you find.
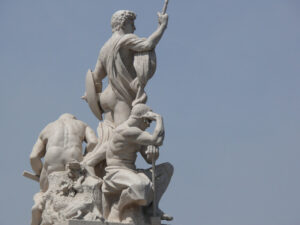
[132,178,151,192]
[32,202,43,212]
[160,162,174,177]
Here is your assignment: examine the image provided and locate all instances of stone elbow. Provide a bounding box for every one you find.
[156,137,164,147]
[30,153,38,161]
[144,40,155,51]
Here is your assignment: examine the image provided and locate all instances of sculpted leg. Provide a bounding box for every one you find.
[153,162,173,203]
[155,162,174,221]
[143,162,174,220]
[113,101,132,126]
[39,168,48,193]
[102,168,153,221]
[31,206,42,225]
[31,193,44,225]
[117,175,153,213]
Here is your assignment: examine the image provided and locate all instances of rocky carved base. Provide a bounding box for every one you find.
[34,163,103,225]
[34,163,163,225]
[56,220,169,225]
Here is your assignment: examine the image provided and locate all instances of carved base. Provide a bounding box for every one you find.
[56,220,133,225]
[56,220,170,225]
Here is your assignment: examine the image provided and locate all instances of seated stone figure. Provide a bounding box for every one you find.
[29,113,98,225]
[101,104,173,224]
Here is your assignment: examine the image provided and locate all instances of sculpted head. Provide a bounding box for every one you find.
[111,10,136,33]
[130,104,152,130]
[59,113,77,120]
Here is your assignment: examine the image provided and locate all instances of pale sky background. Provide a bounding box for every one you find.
[1,0,300,225]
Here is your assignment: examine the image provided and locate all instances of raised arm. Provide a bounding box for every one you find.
[146,13,168,49]
[30,135,47,176]
[92,56,106,93]
[127,13,168,52]
[141,112,165,146]
[124,113,165,146]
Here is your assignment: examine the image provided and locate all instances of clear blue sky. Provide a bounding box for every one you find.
[1,1,300,225]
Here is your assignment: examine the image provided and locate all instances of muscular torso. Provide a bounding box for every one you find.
[106,125,141,170]
[42,119,87,174]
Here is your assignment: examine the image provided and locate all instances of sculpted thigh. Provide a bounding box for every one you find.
[39,168,48,192]
[103,168,149,193]
[113,101,131,125]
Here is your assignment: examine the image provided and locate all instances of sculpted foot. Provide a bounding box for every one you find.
[147,207,173,221]
[107,205,122,222]
[161,213,173,221]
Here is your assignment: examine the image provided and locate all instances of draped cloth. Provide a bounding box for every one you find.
[103,34,156,106]
[101,163,174,215]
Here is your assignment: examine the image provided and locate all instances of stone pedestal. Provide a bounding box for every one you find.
[57,220,132,225]
[57,220,169,225]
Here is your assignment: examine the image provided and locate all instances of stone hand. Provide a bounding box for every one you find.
[157,12,168,27]
[143,111,160,121]
[146,145,159,162]
[81,92,87,102]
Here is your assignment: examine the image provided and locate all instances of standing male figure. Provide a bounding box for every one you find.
[101,104,173,222]
[85,10,168,126]
[29,113,98,225]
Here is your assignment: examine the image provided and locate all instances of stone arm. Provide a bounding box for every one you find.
[84,126,98,153]
[126,13,168,52]
[92,58,106,93]
[124,114,165,146]
[142,112,165,146]
[30,136,46,176]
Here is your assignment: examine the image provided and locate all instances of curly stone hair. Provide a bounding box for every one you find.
[131,104,151,118]
[111,10,136,32]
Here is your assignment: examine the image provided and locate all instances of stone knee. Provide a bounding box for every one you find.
[32,203,41,213]
[159,162,174,178]
[153,162,173,204]
[119,177,152,209]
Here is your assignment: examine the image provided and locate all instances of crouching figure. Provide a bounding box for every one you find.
[101,104,173,224]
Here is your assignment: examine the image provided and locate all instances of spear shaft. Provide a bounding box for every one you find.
[162,0,169,15]
[152,155,157,217]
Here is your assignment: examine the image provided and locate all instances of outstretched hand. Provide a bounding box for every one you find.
[81,92,87,102]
